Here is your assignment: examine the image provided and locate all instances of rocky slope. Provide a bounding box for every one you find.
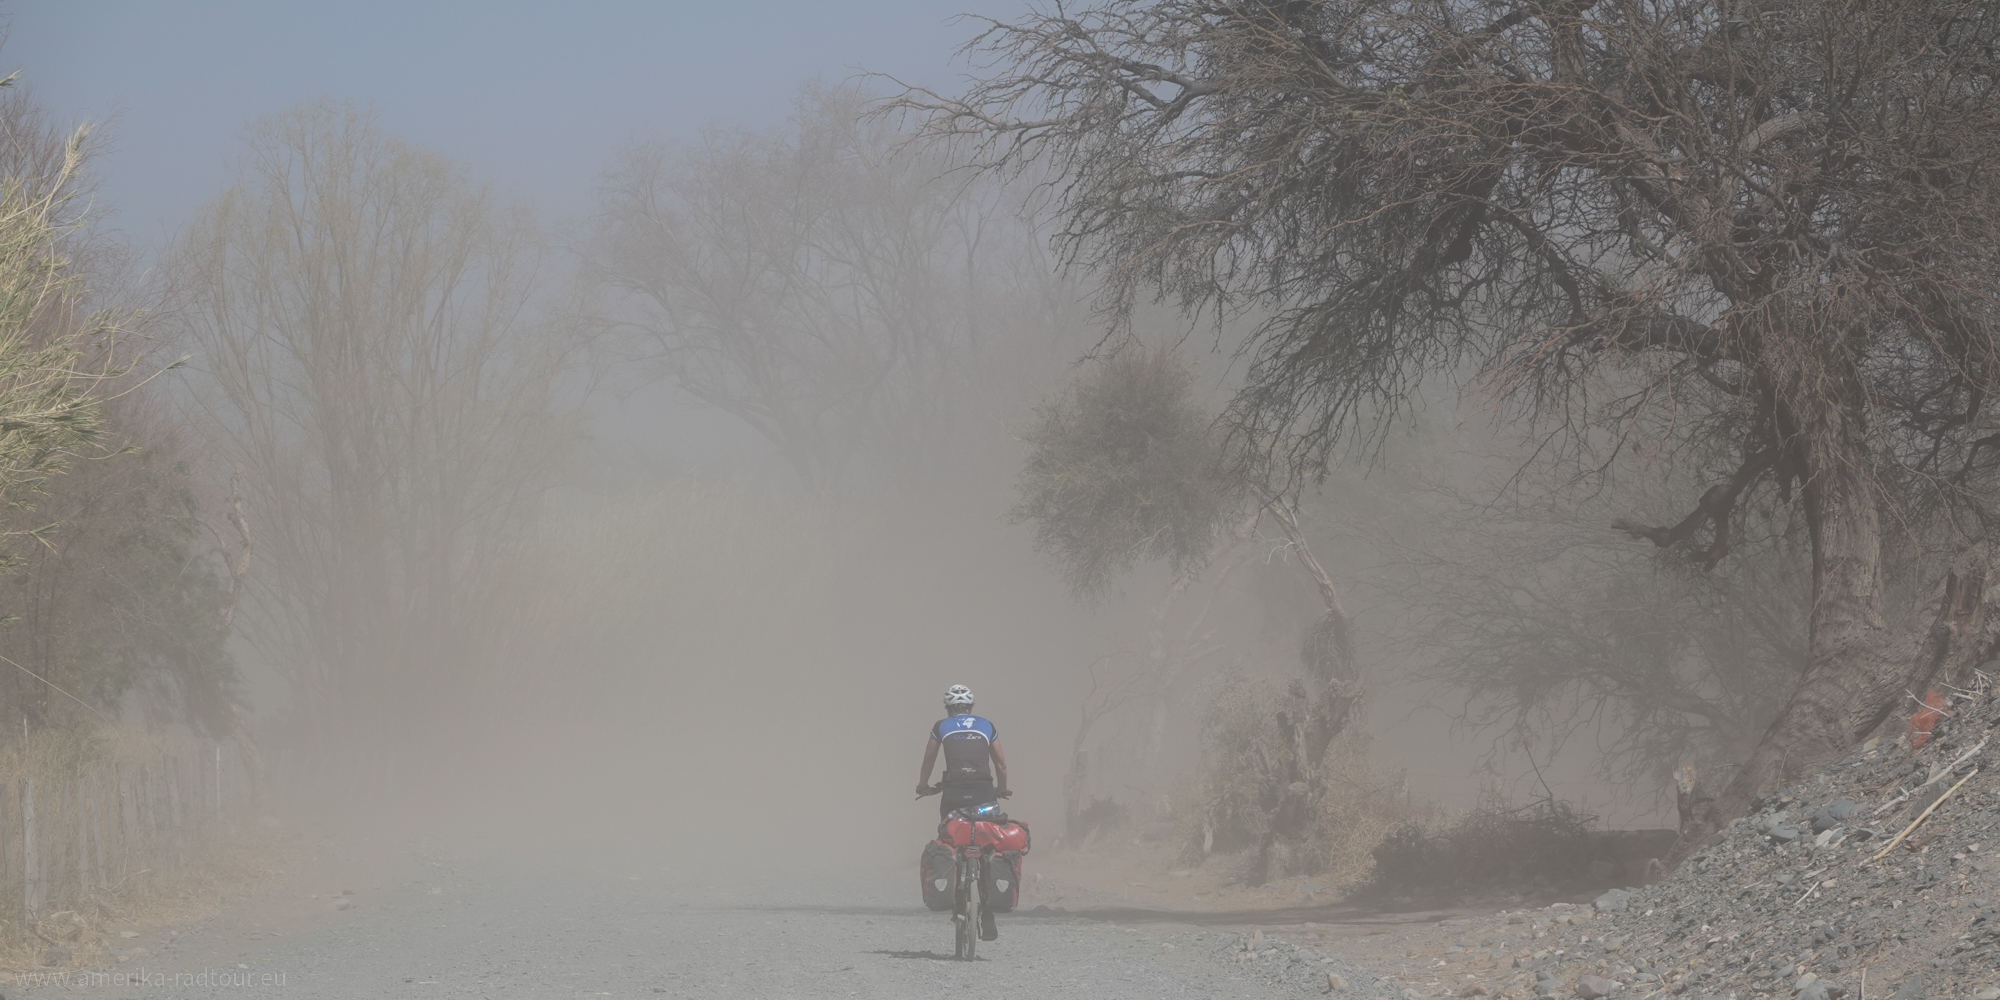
[1359,678,2000,1000]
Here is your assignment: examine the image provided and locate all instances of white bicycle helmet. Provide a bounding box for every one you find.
[944,684,976,708]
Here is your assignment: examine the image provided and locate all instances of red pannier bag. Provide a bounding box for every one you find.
[941,818,1031,912]
[943,817,1031,852]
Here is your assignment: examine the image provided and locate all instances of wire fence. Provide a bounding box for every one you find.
[0,744,255,924]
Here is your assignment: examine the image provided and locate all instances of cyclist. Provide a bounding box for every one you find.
[916,684,1011,942]
[917,684,1010,819]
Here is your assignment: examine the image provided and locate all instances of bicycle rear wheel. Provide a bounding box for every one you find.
[955,856,981,960]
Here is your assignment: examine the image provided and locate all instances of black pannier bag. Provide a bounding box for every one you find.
[920,840,955,911]
[983,850,1024,912]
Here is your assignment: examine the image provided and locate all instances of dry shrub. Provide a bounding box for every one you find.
[1175,672,1416,889]
[1366,799,1596,897]
[0,726,289,968]
[0,819,301,972]
[0,726,214,785]
[1070,795,1127,844]
[1266,727,1424,888]
[1178,672,1289,857]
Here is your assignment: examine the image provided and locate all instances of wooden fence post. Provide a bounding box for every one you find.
[164,757,182,865]
[118,764,134,867]
[0,776,10,888]
[144,763,158,861]
[150,763,163,842]
[21,777,40,921]
[89,772,105,892]
[53,781,67,906]
[137,765,153,862]
[74,776,92,896]
[61,781,73,903]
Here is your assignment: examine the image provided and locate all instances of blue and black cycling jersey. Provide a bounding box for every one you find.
[932,712,997,786]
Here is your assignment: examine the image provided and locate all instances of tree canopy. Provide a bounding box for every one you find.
[166,102,576,772]
[1013,348,1231,599]
[904,0,2000,832]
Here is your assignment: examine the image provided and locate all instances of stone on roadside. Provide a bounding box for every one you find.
[1594,889,1633,912]
[1328,972,1349,991]
[329,898,351,911]
[1811,800,1858,832]
[1577,975,1619,999]
[1972,989,1998,1000]
[1461,985,1488,997]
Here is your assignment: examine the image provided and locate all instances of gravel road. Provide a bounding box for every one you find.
[16,846,1370,1000]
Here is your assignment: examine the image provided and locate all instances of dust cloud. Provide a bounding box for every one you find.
[11,8,1715,897]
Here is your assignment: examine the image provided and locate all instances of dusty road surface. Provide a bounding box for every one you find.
[17,845,1356,1000]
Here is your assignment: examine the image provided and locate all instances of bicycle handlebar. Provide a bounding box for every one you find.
[916,786,1016,801]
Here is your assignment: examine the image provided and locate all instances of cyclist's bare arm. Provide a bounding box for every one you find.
[992,740,1010,796]
[917,736,941,794]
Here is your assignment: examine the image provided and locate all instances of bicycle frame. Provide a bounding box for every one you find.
[921,792,1010,961]
[953,842,986,960]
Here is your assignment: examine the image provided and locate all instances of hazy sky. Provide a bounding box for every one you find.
[3,1,1044,495]
[5,4,1670,827]
[8,1,1022,244]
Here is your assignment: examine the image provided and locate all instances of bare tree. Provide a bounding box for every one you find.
[900,0,2000,837]
[163,101,577,780]
[1400,474,1810,794]
[583,85,1078,495]
[1062,651,1142,838]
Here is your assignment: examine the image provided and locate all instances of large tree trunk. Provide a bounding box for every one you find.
[1696,393,1892,838]
[1688,399,2000,851]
